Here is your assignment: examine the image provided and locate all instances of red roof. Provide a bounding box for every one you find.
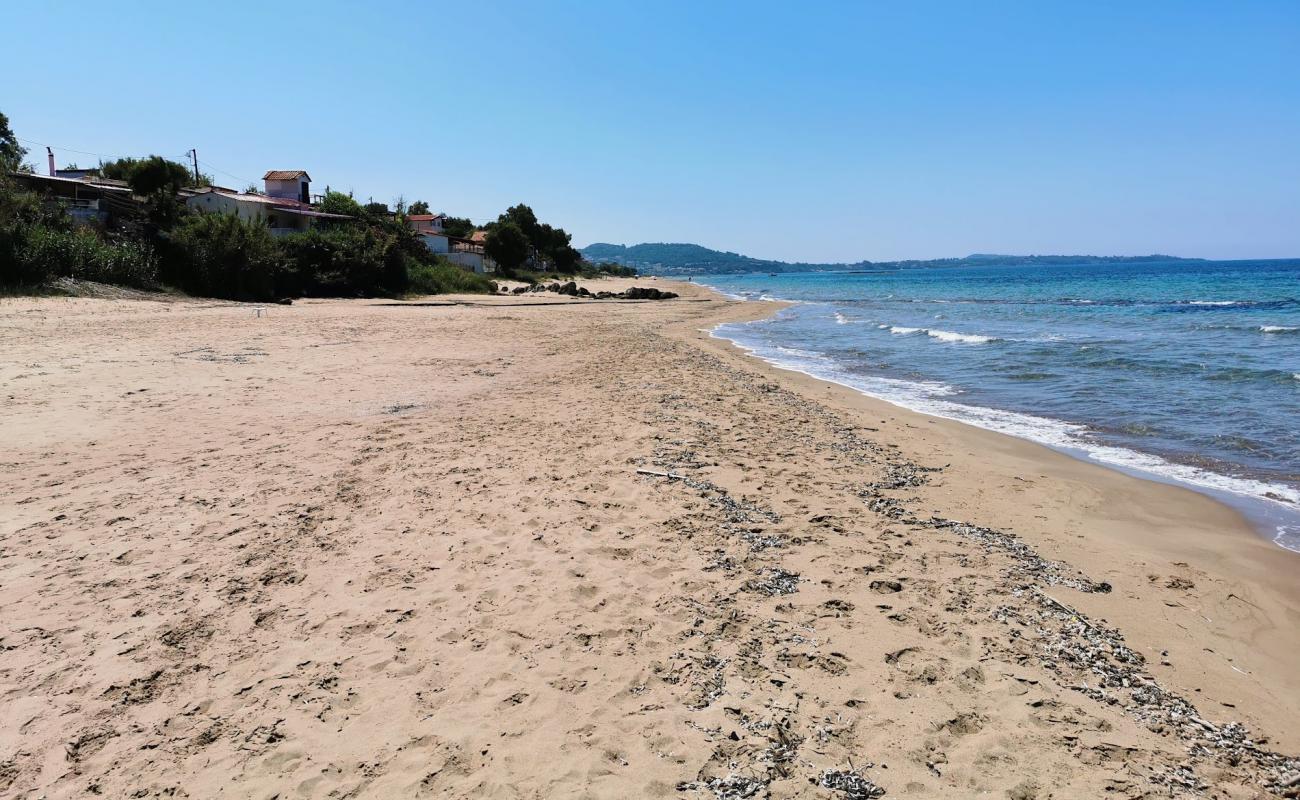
[408,214,445,222]
[263,170,310,181]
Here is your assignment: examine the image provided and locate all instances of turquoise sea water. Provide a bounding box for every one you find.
[700,260,1300,551]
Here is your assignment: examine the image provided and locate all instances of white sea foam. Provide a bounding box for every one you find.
[774,345,830,361]
[1275,525,1300,554]
[693,280,805,305]
[710,322,1300,550]
[886,325,995,344]
[696,284,751,301]
[1261,325,1299,333]
[833,312,850,325]
[1188,300,1240,307]
[926,329,997,344]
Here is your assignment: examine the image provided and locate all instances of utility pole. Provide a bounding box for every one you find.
[188,149,200,185]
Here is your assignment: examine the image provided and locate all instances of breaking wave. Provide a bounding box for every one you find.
[886,325,997,344]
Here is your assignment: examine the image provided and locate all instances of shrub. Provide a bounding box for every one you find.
[278,225,406,297]
[407,258,493,295]
[7,225,158,288]
[161,212,281,300]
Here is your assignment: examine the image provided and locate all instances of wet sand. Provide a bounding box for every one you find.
[1,278,1297,798]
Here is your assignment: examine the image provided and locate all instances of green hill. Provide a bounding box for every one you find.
[580,242,1200,275]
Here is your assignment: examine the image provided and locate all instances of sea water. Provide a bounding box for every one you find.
[700,260,1300,552]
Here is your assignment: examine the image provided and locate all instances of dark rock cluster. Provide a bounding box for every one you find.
[510,281,678,300]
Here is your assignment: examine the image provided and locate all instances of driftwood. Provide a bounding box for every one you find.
[636,469,686,480]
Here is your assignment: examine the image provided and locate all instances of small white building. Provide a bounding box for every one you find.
[263,170,312,204]
[408,213,445,234]
[184,169,349,235]
[446,232,498,274]
[407,214,452,254]
[405,213,496,272]
[419,231,451,254]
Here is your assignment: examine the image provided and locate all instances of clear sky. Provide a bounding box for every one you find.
[5,1,1298,262]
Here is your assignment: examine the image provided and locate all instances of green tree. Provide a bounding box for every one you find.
[126,156,191,197]
[103,156,193,230]
[484,221,530,273]
[497,204,540,242]
[0,111,27,172]
[99,155,208,188]
[442,216,475,238]
[318,191,365,218]
[364,201,390,216]
[533,223,581,271]
[408,199,430,215]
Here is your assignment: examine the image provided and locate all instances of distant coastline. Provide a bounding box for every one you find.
[581,241,1207,276]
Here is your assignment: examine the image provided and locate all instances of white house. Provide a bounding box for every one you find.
[263,170,312,204]
[419,231,451,254]
[404,213,497,272]
[408,213,445,234]
[184,169,350,235]
[445,231,498,274]
[405,214,452,254]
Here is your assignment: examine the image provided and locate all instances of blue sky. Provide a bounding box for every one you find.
[5,1,1298,261]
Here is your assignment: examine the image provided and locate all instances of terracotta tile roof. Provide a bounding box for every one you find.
[408,214,445,222]
[469,230,488,242]
[262,170,310,181]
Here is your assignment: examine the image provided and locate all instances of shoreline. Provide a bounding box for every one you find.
[693,279,1300,555]
[657,279,1300,741]
[2,279,1297,796]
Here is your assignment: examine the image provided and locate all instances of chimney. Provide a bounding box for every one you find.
[47,147,55,176]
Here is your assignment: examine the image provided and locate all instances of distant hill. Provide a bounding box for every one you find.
[580,242,1201,275]
[579,242,862,274]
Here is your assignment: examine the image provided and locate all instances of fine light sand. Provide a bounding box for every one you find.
[2,279,1298,798]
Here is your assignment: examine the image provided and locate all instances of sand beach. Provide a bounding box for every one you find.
[2,278,1298,798]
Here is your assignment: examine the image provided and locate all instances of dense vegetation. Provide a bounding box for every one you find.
[0,114,589,299]
[581,241,1203,275]
[1,117,161,290]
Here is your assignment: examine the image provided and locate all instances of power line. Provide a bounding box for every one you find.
[15,134,256,187]
[196,158,255,188]
[16,135,506,221]
[15,136,127,163]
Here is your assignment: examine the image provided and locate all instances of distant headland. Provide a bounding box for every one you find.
[580,242,1203,275]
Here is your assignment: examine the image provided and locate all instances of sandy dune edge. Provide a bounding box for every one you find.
[1,279,1297,798]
